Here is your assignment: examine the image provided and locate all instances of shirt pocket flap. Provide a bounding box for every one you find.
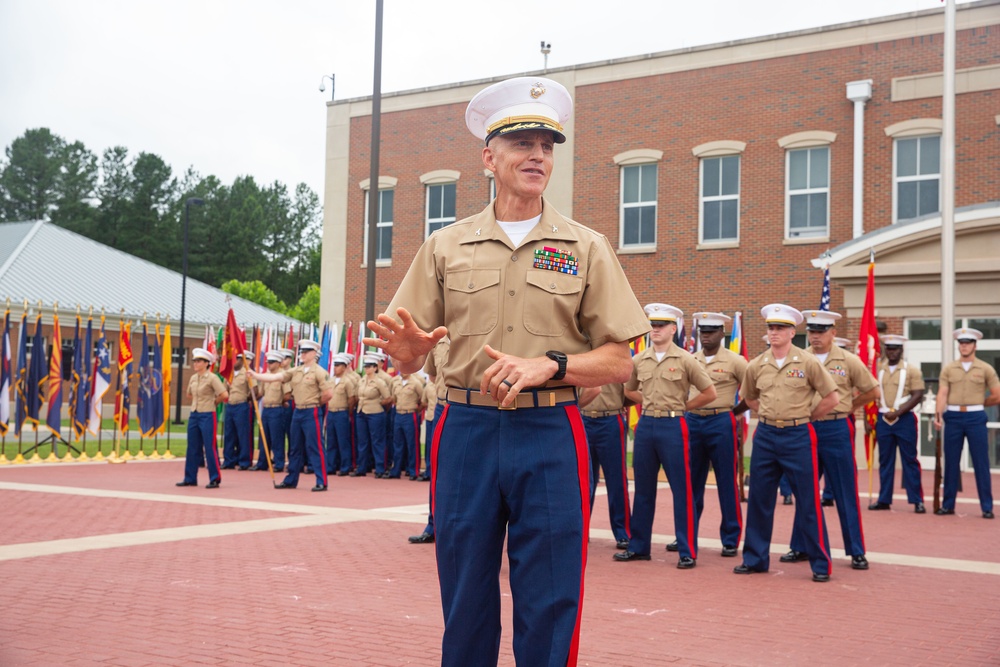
[525,270,583,296]
[445,269,501,294]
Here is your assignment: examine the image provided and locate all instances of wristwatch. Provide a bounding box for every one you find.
[546,350,568,381]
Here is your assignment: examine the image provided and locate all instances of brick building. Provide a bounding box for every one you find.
[321,2,1000,469]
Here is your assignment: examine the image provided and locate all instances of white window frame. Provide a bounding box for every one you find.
[619,163,658,250]
[698,155,741,245]
[363,189,393,265]
[425,182,457,238]
[893,134,941,223]
[785,146,830,240]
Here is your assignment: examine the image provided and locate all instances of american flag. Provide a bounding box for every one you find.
[819,263,831,311]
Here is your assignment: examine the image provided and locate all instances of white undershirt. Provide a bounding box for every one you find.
[888,364,898,374]
[814,352,829,364]
[655,351,666,362]
[774,356,786,368]
[497,214,542,248]
[704,355,715,363]
[962,361,973,372]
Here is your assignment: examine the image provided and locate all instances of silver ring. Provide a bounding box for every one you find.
[501,379,514,388]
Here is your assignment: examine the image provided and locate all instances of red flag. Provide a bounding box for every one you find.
[218,308,246,383]
[857,251,880,466]
[117,321,133,370]
[45,313,63,437]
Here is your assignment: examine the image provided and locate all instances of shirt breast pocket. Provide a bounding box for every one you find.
[524,269,583,336]
[445,269,500,336]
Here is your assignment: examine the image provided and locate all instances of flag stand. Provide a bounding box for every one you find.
[108,383,126,464]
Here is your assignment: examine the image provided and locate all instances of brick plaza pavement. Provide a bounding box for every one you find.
[1,458,998,666]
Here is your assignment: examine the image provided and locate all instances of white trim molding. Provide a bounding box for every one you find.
[613,149,663,166]
[692,140,746,158]
[358,176,398,190]
[419,169,461,185]
[884,119,942,138]
[777,131,837,149]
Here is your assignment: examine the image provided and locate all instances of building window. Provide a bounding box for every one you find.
[620,164,657,248]
[700,156,740,243]
[894,135,940,222]
[786,147,829,238]
[363,189,393,262]
[426,183,456,237]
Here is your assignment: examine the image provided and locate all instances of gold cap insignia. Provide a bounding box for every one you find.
[530,82,546,99]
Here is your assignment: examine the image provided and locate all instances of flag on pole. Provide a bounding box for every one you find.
[71,315,92,440]
[0,308,11,437]
[114,320,133,434]
[318,323,331,373]
[218,308,243,383]
[729,311,750,429]
[138,323,164,437]
[857,250,880,466]
[26,313,46,427]
[45,312,63,437]
[87,319,111,436]
[819,263,832,311]
[13,312,28,435]
[159,322,171,435]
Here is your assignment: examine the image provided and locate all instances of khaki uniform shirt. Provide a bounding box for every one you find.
[228,370,251,404]
[328,372,357,410]
[694,347,748,409]
[424,381,438,415]
[940,358,1000,406]
[806,345,877,414]
[392,375,425,412]
[279,365,332,408]
[626,342,713,413]
[188,371,226,413]
[877,360,925,411]
[260,379,286,408]
[422,338,451,400]
[386,200,649,389]
[742,345,838,421]
[581,383,626,414]
[358,375,390,414]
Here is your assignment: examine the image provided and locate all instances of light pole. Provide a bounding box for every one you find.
[173,196,204,424]
[319,74,335,101]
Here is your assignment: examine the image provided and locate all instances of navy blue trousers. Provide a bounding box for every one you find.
[743,423,831,577]
[419,402,447,536]
[325,410,352,474]
[184,411,221,484]
[942,410,993,512]
[876,412,924,505]
[356,411,386,475]
[282,407,327,488]
[222,402,252,468]
[790,417,866,556]
[255,406,286,470]
[432,398,590,667]
[631,415,700,559]
[582,413,631,544]
[686,411,744,550]
[392,411,421,477]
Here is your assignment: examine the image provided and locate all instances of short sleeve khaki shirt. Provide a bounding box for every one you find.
[279,365,332,408]
[626,342,713,412]
[422,338,451,400]
[228,370,251,404]
[806,346,878,413]
[261,379,286,407]
[694,347,748,409]
[358,375,390,414]
[584,383,626,413]
[328,372,357,410]
[742,345,838,421]
[188,371,226,413]
[940,358,1000,406]
[392,375,425,412]
[386,200,649,389]
[877,360,925,410]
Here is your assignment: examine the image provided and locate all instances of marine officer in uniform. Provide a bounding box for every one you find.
[176,348,228,488]
[687,312,748,557]
[254,350,289,472]
[615,304,716,568]
[578,382,632,550]
[734,304,839,582]
[353,354,391,477]
[251,339,333,491]
[869,334,926,513]
[390,370,425,479]
[934,327,1000,518]
[364,76,648,667]
[222,350,254,470]
[781,310,878,571]
[326,353,357,476]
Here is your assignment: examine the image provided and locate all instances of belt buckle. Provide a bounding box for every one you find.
[498,399,517,411]
[776,420,785,428]
[960,406,968,413]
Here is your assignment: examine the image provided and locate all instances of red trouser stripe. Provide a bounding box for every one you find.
[429,404,449,518]
[564,404,590,667]
[210,412,222,478]
[845,416,865,552]
[728,412,744,539]
[616,414,631,538]
[313,408,327,486]
[808,423,831,574]
[680,416,696,558]
[413,413,421,476]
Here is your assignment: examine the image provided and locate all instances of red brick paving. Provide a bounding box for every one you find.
[1,459,998,666]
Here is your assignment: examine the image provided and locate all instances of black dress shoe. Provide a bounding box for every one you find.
[237,465,250,471]
[782,496,793,506]
[665,540,679,552]
[337,471,349,477]
[914,502,926,514]
[408,532,435,544]
[418,474,430,481]
[821,498,834,507]
[205,480,220,489]
[721,546,738,557]
[311,485,327,492]
[615,539,630,550]
[934,508,955,515]
[221,464,236,470]
[175,481,196,487]
[676,556,696,569]
[348,471,366,477]
[868,502,891,510]
[984,511,995,519]
[812,572,830,582]
[409,475,418,480]
[779,550,809,563]
[386,474,401,479]
[851,554,869,570]
[273,466,284,473]
[275,482,296,489]
[733,564,763,575]
[612,550,651,562]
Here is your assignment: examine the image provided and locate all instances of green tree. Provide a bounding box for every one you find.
[0,128,66,221]
[49,140,99,235]
[288,284,320,324]
[221,279,287,315]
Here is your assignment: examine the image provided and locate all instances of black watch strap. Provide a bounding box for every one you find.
[546,350,568,381]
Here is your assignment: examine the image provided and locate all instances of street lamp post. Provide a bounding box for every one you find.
[319,74,335,101]
[173,196,204,424]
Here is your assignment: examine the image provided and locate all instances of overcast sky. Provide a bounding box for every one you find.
[0,0,958,201]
